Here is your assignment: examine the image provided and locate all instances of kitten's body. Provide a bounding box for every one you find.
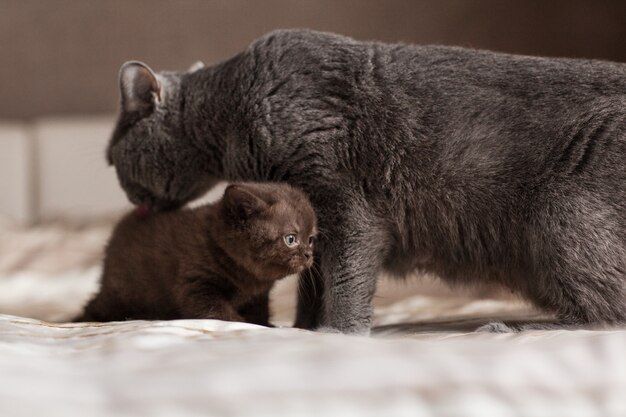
[107,29,626,333]
[76,182,316,325]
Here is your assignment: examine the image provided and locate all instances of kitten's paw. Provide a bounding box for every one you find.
[476,321,516,333]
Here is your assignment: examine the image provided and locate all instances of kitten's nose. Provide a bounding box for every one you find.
[304,250,313,260]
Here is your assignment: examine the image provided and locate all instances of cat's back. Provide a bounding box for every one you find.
[249,29,626,95]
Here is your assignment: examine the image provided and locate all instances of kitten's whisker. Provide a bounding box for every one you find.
[315,228,330,243]
[309,263,324,300]
[297,271,313,302]
[297,266,319,303]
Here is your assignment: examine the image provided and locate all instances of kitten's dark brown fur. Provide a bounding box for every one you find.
[75,182,317,326]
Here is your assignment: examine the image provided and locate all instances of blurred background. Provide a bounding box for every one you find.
[3,0,626,120]
[2,0,626,224]
[0,0,624,321]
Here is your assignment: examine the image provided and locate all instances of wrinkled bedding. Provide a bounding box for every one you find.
[1,220,625,416]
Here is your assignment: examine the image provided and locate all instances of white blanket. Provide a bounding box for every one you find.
[2,313,625,417]
[1,221,625,416]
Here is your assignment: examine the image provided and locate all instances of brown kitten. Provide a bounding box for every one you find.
[75,182,317,326]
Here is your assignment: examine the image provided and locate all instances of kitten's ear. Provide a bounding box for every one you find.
[223,184,269,221]
[188,61,205,72]
[119,61,161,113]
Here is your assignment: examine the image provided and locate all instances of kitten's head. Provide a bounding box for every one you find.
[219,183,317,280]
[107,61,215,211]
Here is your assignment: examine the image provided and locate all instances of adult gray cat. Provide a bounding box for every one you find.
[107,29,626,334]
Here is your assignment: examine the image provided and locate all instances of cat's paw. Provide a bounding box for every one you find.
[315,326,344,334]
[476,321,516,333]
[315,325,370,336]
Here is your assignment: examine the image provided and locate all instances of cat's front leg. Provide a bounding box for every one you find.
[316,205,387,335]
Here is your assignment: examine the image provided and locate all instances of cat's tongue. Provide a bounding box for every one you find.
[135,204,152,218]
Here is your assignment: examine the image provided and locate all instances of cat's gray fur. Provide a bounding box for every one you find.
[107,29,626,334]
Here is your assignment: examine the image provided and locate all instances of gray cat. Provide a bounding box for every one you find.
[107,29,626,334]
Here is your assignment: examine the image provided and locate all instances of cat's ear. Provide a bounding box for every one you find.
[119,61,161,113]
[188,61,205,72]
[223,184,269,221]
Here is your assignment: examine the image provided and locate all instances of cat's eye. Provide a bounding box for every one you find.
[284,234,298,248]
[308,236,315,246]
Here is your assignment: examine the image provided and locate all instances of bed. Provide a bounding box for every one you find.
[1,219,624,416]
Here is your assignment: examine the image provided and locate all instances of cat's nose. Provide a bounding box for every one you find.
[304,250,313,260]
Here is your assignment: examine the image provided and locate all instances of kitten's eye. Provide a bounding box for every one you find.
[284,234,298,248]
[308,235,315,246]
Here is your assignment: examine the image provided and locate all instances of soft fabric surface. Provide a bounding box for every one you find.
[2,314,625,417]
[1,220,625,416]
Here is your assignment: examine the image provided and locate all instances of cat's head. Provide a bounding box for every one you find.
[219,183,317,280]
[107,61,216,211]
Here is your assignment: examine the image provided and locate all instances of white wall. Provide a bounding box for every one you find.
[0,117,129,224]
[0,117,229,225]
[34,117,131,221]
[0,123,33,224]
